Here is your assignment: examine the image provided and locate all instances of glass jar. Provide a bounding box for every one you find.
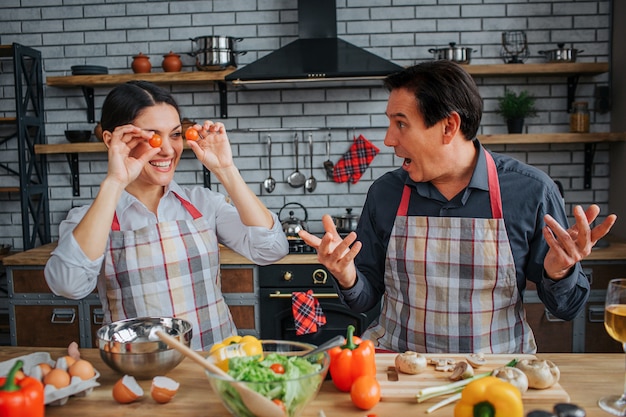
[570,101,589,133]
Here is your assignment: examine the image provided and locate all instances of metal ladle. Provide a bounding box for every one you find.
[287,132,306,188]
[305,133,317,193]
[262,134,275,193]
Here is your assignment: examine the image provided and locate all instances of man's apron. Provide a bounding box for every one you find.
[364,150,536,353]
[101,192,237,350]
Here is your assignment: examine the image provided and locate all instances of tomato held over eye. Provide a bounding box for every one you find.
[350,375,381,410]
[269,363,285,374]
[149,134,162,148]
[185,128,200,141]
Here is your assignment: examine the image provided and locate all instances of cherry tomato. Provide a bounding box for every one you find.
[350,375,380,411]
[271,398,286,413]
[185,127,200,141]
[269,363,285,374]
[149,134,162,148]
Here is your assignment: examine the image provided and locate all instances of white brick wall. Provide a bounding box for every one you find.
[0,0,613,250]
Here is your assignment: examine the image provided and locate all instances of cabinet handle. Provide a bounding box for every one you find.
[51,308,76,324]
[588,305,605,323]
[93,308,104,325]
[268,291,339,299]
[544,309,565,322]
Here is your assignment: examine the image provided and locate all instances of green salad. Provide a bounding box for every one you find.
[216,353,323,417]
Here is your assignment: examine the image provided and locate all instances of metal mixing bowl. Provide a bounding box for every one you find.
[96,317,192,379]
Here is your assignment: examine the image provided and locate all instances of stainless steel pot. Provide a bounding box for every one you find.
[190,36,243,52]
[429,42,476,64]
[332,208,360,233]
[278,202,309,238]
[192,49,247,71]
[538,43,583,63]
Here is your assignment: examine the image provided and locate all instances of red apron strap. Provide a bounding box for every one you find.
[484,149,503,219]
[396,149,503,219]
[111,212,121,231]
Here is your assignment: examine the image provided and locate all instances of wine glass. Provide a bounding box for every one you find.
[599,278,626,415]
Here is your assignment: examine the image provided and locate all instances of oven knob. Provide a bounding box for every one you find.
[282,271,293,281]
[312,268,328,284]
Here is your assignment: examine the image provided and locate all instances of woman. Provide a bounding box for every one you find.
[45,81,288,350]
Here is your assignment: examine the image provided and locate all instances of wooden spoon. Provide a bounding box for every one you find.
[156,331,285,417]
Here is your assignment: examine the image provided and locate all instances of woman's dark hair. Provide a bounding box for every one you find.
[384,60,483,140]
[100,80,180,132]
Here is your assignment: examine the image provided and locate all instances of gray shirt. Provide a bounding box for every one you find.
[340,140,589,321]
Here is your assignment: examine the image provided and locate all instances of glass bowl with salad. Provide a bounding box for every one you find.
[205,339,330,417]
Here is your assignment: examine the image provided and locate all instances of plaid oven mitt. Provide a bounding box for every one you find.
[332,134,380,184]
[291,289,327,336]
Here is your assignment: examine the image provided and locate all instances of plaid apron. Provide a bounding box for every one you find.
[101,192,237,350]
[364,150,536,354]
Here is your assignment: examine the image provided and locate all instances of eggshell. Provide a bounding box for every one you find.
[150,376,179,404]
[112,375,144,404]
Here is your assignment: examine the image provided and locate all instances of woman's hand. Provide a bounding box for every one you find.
[186,121,234,173]
[104,124,160,187]
[543,204,617,279]
[298,214,362,289]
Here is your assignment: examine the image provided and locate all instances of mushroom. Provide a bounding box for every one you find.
[515,359,560,389]
[465,353,487,368]
[449,361,474,381]
[491,366,529,393]
[394,351,428,375]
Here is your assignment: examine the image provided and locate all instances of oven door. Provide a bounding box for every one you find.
[259,287,375,345]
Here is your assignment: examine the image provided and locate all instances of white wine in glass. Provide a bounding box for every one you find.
[599,278,626,415]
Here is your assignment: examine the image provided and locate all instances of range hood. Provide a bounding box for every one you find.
[225,0,403,89]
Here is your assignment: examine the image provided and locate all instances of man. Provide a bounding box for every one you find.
[299,61,616,354]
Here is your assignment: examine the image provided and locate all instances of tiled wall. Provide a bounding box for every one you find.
[0,0,613,250]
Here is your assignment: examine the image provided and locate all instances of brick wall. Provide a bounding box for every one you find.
[0,0,612,250]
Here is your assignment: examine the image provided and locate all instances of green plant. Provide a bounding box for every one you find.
[496,89,538,120]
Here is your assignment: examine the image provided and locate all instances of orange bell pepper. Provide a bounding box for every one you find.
[329,325,377,392]
[0,360,45,417]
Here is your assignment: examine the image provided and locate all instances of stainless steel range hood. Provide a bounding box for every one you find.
[225,0,403,89]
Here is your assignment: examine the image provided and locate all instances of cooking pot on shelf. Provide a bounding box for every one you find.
[191,49,247,71]
[332,208,360,233]
[190,35,243,52]
[278,202,309,238]
[538,43,583,63]
[428,42,476,64]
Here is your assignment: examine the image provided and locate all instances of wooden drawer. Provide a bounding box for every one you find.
[14,304,80,347]
[221,266,258,336]
[525,302,573,352]
[12,269,48,293]
[584,302,623,353]
[221,267,254,293]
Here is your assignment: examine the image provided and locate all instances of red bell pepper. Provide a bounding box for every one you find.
[0,360,45,417]
[328,325,377,392]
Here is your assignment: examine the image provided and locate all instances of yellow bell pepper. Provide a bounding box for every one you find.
[209,335,263,371]
[453,376,523,417]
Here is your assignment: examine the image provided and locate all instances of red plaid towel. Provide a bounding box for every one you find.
[332,134,380,184]
[292,290,326,336]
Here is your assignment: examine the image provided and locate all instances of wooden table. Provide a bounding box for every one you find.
[0,347,621,417]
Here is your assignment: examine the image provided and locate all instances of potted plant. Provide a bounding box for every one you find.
[496,89,538,133]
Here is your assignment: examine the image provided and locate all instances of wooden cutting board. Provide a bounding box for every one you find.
[375,353,570,403]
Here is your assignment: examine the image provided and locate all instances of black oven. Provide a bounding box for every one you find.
[258,264,379,345]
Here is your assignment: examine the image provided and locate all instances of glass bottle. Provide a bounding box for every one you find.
[569,101,590,133]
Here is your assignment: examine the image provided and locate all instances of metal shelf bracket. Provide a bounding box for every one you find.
[81,86,95,123]
[66,153,80,196]
[567,75,580,112]
[584,143,596,189]
[218,81,228,119]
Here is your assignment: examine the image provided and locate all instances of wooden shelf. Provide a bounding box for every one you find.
[0,187,19,193]
[46,67,236,87]
[460,62,609,77]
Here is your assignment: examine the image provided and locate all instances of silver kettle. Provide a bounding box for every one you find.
[278,202,309,238]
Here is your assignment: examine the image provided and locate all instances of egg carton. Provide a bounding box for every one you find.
[0,352,100,406]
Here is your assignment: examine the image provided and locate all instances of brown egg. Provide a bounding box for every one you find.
[112,375,144,404]
[150,376,179,404]
[37,362,52,378]
[68,359,95,380]
[43,368,71,389]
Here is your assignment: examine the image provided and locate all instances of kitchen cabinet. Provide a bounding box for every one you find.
[0,43,50,249]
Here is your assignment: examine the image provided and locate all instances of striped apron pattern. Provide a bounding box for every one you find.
[101,192,237,350]
[364,150,536,354]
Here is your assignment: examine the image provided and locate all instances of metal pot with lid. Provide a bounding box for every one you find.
[332,208,360,233]
[190,35,243,52]
[278,202,309,238]
[538,43,583,63]
[428,42,477,64]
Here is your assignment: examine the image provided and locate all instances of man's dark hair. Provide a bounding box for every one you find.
[384,60,483,140]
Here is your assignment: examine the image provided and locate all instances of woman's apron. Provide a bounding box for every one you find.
[364,150,536,354]
[100,192,237,350]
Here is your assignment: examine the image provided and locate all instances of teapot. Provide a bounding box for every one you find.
[278,202,308,238]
